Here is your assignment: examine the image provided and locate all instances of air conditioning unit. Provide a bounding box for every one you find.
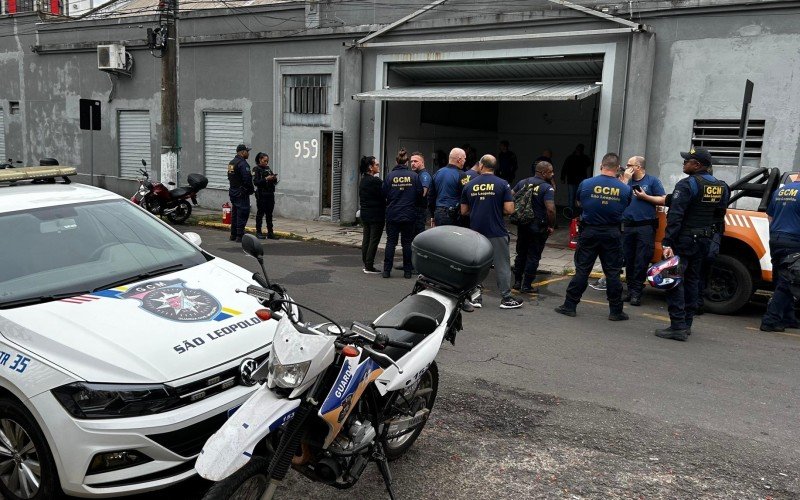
[97,44,126,71]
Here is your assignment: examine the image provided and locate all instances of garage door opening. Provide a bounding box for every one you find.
[355,55,604,210]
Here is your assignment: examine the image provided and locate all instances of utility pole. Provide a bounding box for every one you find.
[160,0,179,185]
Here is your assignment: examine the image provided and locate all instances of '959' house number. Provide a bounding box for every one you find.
[294,140,319,159]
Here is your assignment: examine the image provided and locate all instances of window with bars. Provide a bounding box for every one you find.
[691,119,765,166]
[283,74,331,126]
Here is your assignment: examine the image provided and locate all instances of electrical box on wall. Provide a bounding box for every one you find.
[97,44,127,71]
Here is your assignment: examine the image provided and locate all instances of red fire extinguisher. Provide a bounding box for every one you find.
[222,202,232,225]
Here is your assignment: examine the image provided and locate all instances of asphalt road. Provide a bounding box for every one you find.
[133,227,800,499]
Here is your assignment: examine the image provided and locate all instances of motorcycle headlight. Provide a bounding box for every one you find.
[52,382,178,419]
[138,186,149,195]
[268,350,311,389]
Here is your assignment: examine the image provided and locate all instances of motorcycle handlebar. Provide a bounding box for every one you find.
[373,331,413,350]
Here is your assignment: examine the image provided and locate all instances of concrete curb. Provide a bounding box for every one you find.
[197,221,305,242]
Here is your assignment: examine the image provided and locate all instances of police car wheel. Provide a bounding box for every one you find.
[0,399,61,500]
[705,254,753,315]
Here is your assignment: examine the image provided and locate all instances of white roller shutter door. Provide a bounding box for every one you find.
[118,111,151,179]
[204,112,244,187]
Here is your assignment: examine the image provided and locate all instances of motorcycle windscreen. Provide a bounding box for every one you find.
[318,352,383,448]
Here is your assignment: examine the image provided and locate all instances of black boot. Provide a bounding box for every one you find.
[655,327,689,341]
[512,278,522,290]
[267,232,280,240]
[255,230,266,239]
[519,274,536,294]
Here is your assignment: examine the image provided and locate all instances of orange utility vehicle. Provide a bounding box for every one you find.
[569,167,797,314]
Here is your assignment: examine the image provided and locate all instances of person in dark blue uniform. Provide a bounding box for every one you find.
[511,161,556,293]
[382,148,422,279]
[227,144,254,243]
[760,179,800,332]
[428,148,467,227]
[461,155,523,309]
[621,156,665,305]
[555,153,632,320]
[656,147,729,341]
[252,152,279,240]
[410,152,431,237]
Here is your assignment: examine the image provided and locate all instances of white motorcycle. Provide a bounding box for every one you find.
[196,227,493,500]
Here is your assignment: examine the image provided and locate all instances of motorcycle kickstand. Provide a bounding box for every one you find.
[373,443,397,500]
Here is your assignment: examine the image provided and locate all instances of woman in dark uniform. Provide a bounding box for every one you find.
[359,155,385,274]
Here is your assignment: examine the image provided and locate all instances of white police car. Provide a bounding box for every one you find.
[0,167,277,498]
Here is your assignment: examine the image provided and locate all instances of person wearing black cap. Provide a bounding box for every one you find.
[656,147,729,341]
[252,152,279,240]
[227,144,254,243]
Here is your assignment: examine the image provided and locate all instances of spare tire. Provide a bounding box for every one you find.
[704,254,754,315]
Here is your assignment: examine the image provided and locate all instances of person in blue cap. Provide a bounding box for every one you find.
[656,147,729,341]
[555,153,632,321]
[227,144,254,243]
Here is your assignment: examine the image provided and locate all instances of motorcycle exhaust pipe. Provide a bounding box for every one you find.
[385,408,430,439]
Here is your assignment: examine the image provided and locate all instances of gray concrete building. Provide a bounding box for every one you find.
[0,0,798,221]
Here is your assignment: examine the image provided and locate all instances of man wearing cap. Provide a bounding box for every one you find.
[656,147,729,341]
[228,144,254,243]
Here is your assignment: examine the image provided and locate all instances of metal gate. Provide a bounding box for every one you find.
[204,112,243,187]
[331,131,343,221]
[118,111,151,179]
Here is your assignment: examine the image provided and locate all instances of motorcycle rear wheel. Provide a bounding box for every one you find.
[383,361,439,461]
[167,200,192,224]
[202,456,271,500]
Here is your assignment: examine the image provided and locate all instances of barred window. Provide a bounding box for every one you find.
[283,74,331,126]
[691,119,765,166]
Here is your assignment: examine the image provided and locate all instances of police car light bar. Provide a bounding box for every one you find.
[0,166,78,183]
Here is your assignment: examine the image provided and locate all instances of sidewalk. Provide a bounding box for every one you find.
[193,208,601,276]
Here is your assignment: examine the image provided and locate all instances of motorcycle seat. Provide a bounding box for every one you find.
[372,295,446,360]
[169,187,191,198]
[372,294,446,334]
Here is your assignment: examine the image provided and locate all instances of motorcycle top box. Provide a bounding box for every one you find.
[187,173,209,190]
[412,226,493,291]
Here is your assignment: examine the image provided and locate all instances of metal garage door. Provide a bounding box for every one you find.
[204,112,243,187]
[118,111,151,179]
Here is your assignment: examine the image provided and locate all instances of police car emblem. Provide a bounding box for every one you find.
[239,358,258,386]
[122,279,220,322]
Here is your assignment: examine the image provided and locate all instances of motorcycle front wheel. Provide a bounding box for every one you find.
[383,361,439,461]
[202,456,271,500]
[167,200,192,224]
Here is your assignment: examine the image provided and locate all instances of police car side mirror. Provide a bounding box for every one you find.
[241,234,264,259]
[664,193,673,207]
[183,232,202,246]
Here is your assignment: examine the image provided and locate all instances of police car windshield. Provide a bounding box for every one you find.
[0,199,209,308]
